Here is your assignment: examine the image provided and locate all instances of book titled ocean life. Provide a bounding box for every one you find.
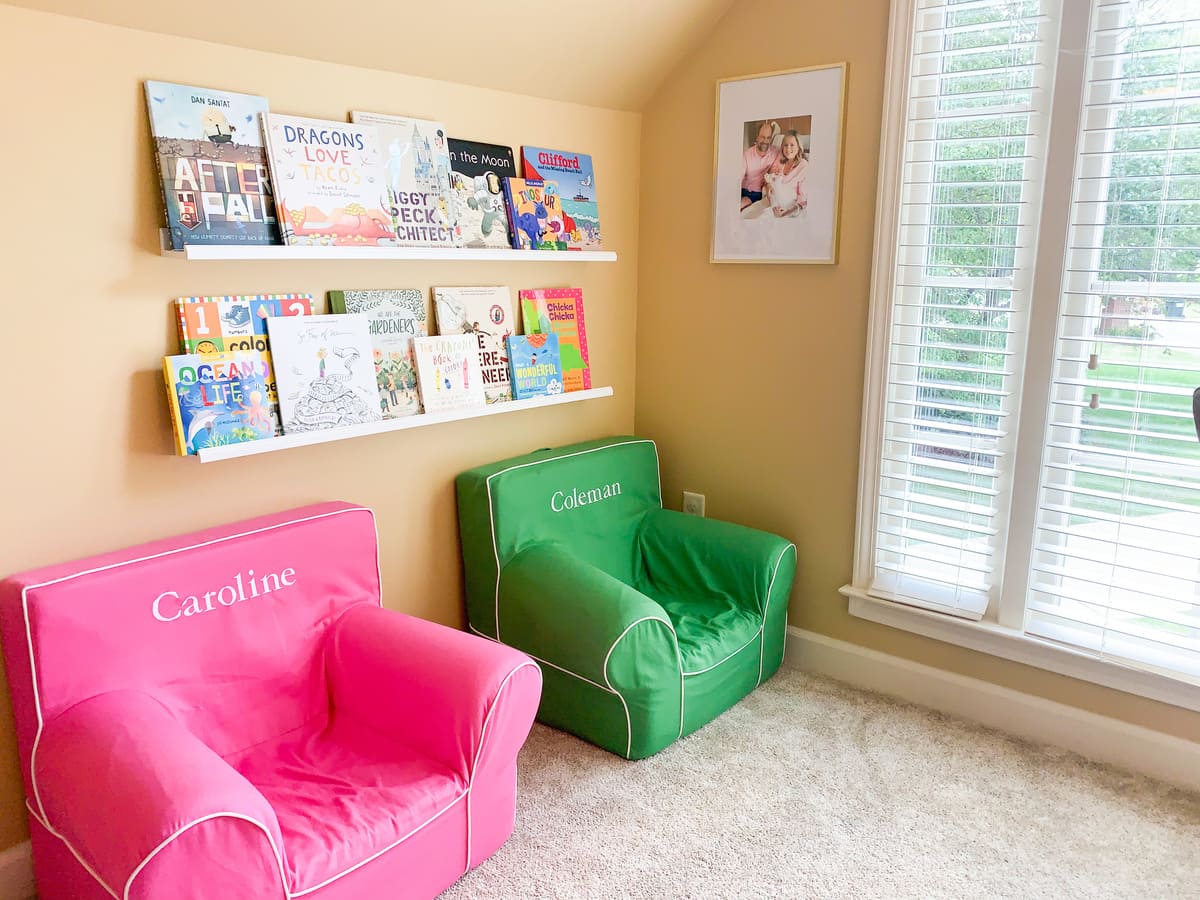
[262,113,395,246]
[447,139,517,249]
[518,287,591,391]
[328,289,427,419]
[433,286,516,404]
[501,178,566,250]
[505,333,564,400]
[521,146,601,249]
[163,351,277,456]
[267,314,383,433]
[145,81,280,250]
[351,111,459,247]
[413,334,486,414]
[175,293,314,435]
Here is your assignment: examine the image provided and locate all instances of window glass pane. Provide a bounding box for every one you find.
[1028,0,1200,680]
[876,0,1058,617]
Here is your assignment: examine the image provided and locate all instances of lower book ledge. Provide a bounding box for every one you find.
[194,386,614,463]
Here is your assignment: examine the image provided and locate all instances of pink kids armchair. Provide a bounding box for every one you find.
[0,501,541,900]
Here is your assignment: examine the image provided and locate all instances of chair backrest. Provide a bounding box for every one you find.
[0,502,379,796]
[456,436,662,637]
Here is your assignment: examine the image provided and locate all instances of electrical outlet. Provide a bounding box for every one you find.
[682,491,706,517]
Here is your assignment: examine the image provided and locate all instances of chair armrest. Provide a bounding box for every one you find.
[497,543,681,690]
[325,604,542,781]
[34,691,285,900]
[637,508,797,617]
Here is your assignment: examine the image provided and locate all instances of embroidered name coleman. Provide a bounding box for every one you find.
[550,482,622,512]
[152,567,296,622]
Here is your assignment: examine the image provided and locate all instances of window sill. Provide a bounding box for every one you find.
[839,585,1200,714]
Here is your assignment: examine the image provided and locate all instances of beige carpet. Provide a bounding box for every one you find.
[444,666,1200,899]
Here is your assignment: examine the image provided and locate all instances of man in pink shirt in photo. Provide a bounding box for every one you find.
[741,120,780,210]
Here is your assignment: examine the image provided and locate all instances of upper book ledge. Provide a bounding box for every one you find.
[158,230,618,262]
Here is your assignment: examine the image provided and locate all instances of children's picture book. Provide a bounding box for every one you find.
[518,287,591,392]
[505,333,564,400]
[433,286,515,404]
[447,139,517,249]
[175,293,314,354]
[501,178,568,250]
[328,289,427,419]
[350,111,458,247]
[175,294,314,436]
[145,81,280,250]
[163,351,277,456]
[412,334,487,414]
[521,146,601,249]
[266,314,383,433]
[261,113,395,246]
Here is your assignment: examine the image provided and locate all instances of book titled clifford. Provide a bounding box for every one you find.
[521,146,601,250]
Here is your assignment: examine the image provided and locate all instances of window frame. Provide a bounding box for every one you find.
[848,0,1200,712]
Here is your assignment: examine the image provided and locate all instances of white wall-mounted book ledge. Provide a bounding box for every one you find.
[159,229,617,262]
[195,386,614,463]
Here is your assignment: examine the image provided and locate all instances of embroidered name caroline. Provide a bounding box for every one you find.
[152,567,296,622]
[550,482,621,512]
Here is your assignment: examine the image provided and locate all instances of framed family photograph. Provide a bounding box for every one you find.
[710,63,847,264]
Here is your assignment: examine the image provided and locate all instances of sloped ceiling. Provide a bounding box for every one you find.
[7,0,740,110]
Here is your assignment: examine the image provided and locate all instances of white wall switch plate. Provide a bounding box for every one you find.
[682,491,706,517]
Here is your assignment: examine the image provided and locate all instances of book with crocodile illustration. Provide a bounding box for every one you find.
[266,314,383,432]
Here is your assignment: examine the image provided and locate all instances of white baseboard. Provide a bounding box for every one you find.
[786,626,1200,792]
[0,840,34,900]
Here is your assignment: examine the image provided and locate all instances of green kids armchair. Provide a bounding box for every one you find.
[456,436,796,759]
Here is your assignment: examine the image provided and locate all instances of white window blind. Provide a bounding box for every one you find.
[874,0,1059,618]
[1027,0,1200,677]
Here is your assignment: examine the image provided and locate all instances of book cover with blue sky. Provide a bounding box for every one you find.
[145,81,279,248]
[521,146,601,248]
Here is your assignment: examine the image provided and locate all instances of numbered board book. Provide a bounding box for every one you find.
[501,177,568,250]
[505,333,564,400]
[175,293,314,354]
[145,81,280,250]
[266,314,383,433]
[521,146,601,250]
[350,111,458,247]
[328,289,427,419]
[175,293,314,436]
[261,113,395,246]
[447,139,517,249]
[433,286,515,404]
[518,287,591,391]
[163,351,277,456]
[412,334,487,414]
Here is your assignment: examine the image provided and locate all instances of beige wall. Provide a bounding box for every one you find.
[0,5,640,850]
[635,0,1200,754]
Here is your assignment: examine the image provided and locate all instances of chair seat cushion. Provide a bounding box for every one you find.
[640,585,761,675]
[228,713,467,894]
